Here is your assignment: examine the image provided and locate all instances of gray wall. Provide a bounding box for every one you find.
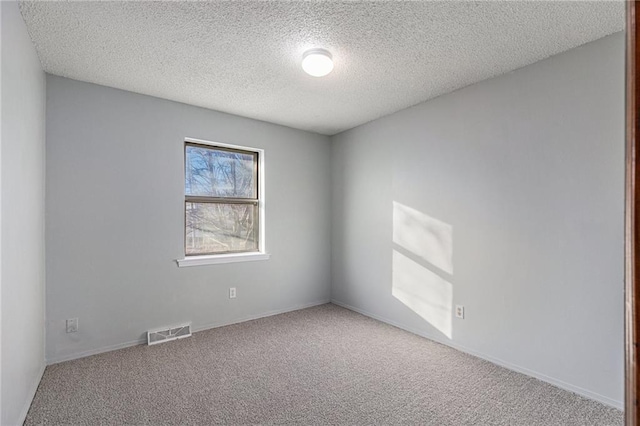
[45,76,332,362]
[331,33,625,407]
[1,1,46,424]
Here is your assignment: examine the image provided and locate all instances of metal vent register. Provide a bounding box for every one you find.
[147,323,192,346]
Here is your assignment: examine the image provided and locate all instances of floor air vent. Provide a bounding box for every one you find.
[147,323,192,346]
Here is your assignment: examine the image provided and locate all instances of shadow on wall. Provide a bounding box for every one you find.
[392,202,454,339]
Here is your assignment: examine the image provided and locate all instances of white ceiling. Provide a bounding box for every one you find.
[20,1,624,136]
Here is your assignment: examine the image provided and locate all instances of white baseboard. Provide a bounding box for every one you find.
[330,299,623,411]
[16,362,46,425]
[47,299,331,365]
[47,337,147,365]
[191,299,331,334]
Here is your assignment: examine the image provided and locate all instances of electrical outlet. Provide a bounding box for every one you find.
[229,287,236,299]
[455,305,464,319]
[66,318,79,333]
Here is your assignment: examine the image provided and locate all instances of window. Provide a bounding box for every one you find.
[184,140,262,258]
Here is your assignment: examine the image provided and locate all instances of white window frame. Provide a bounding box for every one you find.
[177,137,269,267]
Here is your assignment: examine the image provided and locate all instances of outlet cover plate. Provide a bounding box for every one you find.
[66,318,79,333]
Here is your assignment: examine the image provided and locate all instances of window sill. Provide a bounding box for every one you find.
[177,252,270,267]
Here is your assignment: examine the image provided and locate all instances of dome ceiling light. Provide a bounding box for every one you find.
[301,48,334,77]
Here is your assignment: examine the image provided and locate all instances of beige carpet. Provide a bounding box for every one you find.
[26,304,622,425]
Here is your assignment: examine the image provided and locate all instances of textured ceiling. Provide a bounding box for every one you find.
[20,1,624,135]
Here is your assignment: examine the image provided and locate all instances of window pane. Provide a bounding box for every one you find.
[185,145,257,198]
[186,202,258,255]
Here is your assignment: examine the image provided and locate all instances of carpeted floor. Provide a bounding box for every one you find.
[26,304,622,425]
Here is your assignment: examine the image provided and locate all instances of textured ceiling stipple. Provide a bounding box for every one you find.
[20,1,624,135]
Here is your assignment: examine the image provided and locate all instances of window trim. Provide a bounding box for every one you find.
[177,137,268,267]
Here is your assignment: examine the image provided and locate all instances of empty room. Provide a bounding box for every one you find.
[1,0,635,425]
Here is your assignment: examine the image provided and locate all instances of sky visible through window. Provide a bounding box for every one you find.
[185,145,255,198]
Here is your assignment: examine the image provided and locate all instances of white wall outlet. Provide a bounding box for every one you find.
[66,318,79,333]
[455,305,464,319]
[229,287,236,299]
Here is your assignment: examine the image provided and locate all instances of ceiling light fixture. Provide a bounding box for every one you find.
[302,48,334,77]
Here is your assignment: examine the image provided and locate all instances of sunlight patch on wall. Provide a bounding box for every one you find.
[392,202,454,339]
[392,250,453,338]
[393,201,453,274]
